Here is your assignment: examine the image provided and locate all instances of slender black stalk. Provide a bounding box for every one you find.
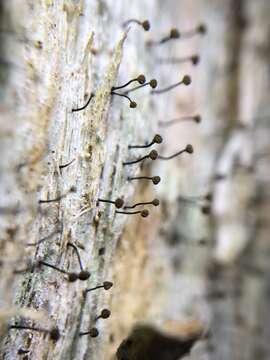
[9,325,60,341]
[98,198,124,208]
[158,145,193,160]
[112,75,145,91]
[159,115,201,127]
[39,187,76,204]
[38,260,78,282]
[85,281,113,293]
[79,328,99,337]
[127,175,161,185]
[95,309,111,321]
[59,158,75,170]
[123,19,150,31]
[67,243,83,271]
[147,24,206,46]
[124,79,157,94]
[128,134,162,149]
[124,199,159,209]
[39,195,65,204]
[39,260,67,275]
[111,91,137,108]
[72,93,94,112]
[9,325,47,332]
[123,150,158,166]
[157,55,200,66]
[67,242,91,281]
[151,75,191,95]
[178,24,207,39]
[178,193,212,203]
[27,225,61,247]
[86,285,103,292]
[116,209,149,218]
[147,28,180,46]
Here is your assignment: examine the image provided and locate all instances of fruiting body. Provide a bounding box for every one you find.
[78,270,91,281]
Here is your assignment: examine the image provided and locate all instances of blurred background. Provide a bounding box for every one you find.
[0,1,270,359]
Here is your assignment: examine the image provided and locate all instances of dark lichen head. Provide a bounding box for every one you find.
[182,75,192,86]
[197,24,207,34]
[89,327,99,338]
[142,20,150,31]
[170,28,180,39]
[194,114,201,123]
[153,134,163,144]
[137,74,146,84]
[100,309,111,319]
[201,205,211,215]
[152,199,160,207]
[130,101,137,108]
[149,150,158,160]
[103,281,113,290]
[191,55,200,65]
[149,79,158,88]
[152,176,161,185]
[115,198,124,209]
[141,209,149,218]
[185,144,194,154]
[78,270,91,281]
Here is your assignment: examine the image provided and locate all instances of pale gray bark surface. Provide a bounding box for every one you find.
[164,1,270,360]
[0,1,270,360]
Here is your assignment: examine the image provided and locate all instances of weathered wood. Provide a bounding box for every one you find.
[1,1,270,360]
[0,1,192,359]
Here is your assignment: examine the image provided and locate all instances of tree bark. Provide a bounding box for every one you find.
[1,1,270,360]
